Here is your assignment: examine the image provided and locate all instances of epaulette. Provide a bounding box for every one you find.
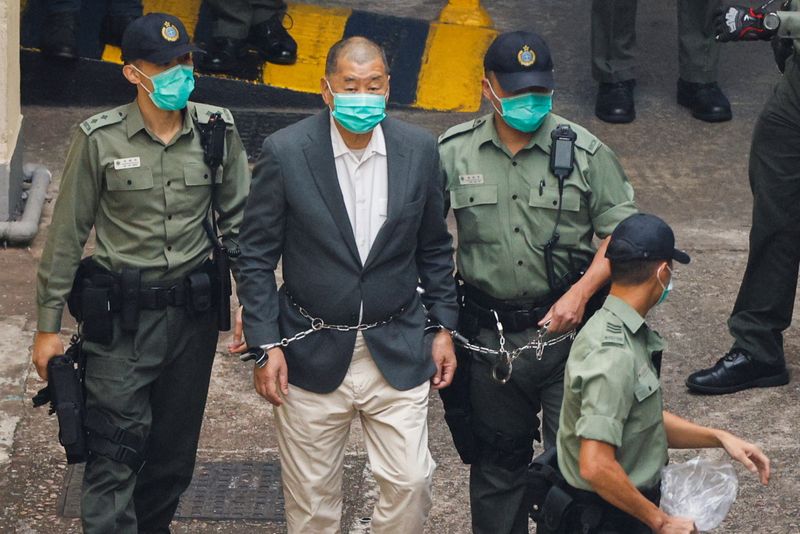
[438,116,487,144]
[601,320,625,346]
[79,106,127,135]
[571,123,602,155]
[191,102,235,125]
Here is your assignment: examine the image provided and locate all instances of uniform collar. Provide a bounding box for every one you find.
[125,100,194,141]
[602,295,646,334]
[477,112,558,157]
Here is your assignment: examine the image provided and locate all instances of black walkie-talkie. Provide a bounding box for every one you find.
[544,124,577,294]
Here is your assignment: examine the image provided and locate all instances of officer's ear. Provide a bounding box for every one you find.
[122,62,144,86]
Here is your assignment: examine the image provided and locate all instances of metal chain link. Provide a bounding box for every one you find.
[452,312,576,385]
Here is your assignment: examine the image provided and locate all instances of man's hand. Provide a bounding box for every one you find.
[253,347,289,406]
[714,6,774,42]
[430,330,456,390]
[228,306,247,354]
[718,431,771,485]
[539,285,588,334]
[32,332,65,381]
[657,516,698,534]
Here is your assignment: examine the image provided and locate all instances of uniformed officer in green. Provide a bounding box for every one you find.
[592,0,731,123]
[31,13,250,533]
[552,213,769,534]
[685,4,800,395]
[438,30,638,533]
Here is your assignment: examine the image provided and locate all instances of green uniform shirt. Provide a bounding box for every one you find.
[439,113,637,302]
[36,100,251,333]
[557,295,668,492]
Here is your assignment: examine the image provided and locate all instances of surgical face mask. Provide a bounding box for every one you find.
[132,64,195,111]
[487,81,553,133]
[656,264,673,306]
[325,79,387,134]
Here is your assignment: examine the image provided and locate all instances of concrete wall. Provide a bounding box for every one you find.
[0,0,23,221]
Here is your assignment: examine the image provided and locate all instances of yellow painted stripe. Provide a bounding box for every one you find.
[102,45,123,64]
[437,0,493,27]
[262,3,351,94]
[415,22,496,112]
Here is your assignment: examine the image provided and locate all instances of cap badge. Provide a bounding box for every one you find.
[161,21,180,42]
[517,45,536,67]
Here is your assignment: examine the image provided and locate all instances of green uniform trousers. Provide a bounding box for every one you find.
[591,0,720,84]
[468,327,571,534]
[206,0,286,39]
[81,305,218,534]
[728,54,800,368]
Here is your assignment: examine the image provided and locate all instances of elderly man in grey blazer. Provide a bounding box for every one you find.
[235,36,460,532]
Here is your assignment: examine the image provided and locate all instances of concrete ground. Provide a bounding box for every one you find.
[2,1,799,532]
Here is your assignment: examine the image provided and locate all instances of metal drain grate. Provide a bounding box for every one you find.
[58,461,286,521]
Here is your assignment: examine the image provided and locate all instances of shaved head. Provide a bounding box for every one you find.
[325,36,389,77]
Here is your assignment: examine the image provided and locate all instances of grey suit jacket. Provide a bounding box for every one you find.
[237,110,459,393]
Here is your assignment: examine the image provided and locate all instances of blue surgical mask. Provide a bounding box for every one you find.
[326,79,387,134]
[656,265,673,306]
[133,64,195,111]
[487,81,552,133]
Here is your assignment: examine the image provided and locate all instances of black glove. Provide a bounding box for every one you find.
[714,5,776,42]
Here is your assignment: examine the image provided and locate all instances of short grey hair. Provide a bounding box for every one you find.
[325,36,390,77]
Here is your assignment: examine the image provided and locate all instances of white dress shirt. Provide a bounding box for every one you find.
[329,115,389,265]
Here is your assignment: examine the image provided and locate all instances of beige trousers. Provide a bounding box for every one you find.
[274,333,435,533]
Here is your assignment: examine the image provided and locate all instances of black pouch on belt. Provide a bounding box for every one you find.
[81,280,114,346]
[186,271,213,314]
[120,267,140,333]
[540,485,575,534]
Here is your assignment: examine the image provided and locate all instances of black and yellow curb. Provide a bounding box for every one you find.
[21,0,496,112]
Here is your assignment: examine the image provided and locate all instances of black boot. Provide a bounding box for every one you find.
[595,80,636,124]
[198,38,247,73]
[41,12,78,60]
[677,79,732,123]
[686,350,789,394]
[248,14,297,65]
[100,14,139,47]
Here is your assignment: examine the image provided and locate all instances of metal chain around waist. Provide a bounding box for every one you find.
[452,311,576,384]
[277,302,399,347]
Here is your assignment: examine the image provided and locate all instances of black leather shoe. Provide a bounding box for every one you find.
[677,79,732,123]
[100,14,138,47]
[686,350,789,394]
[248,14,297,65]
[41,12,78,60]
[198,38,246,73]
[595,80,636,124]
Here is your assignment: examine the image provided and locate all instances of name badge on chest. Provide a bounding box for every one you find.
[113,157,141,170]
[459,173,484,185]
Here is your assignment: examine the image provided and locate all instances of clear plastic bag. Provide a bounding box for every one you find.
[660,456,738,531]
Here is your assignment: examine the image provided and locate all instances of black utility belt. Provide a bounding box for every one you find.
[568,482,661,508]
[461,283,558,333]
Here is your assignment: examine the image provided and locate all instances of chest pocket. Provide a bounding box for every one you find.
[627,365,663,435]
[106,167,154,192]
[184,163,215,186]
[528,186,583,245]
[450,185,499,244]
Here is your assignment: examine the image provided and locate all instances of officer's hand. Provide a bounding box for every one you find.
[32,331,65,381]
[657,516,698,534]
[228,306,247,354]
[254,347,289,406]
[714,6,773,42]
[718,431,771,485]
[539,286,586,334]
[430,330,457,390]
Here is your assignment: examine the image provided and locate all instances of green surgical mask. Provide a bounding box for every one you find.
[326,79,387,134]
[133,64,195,111]
[487,81,552,133]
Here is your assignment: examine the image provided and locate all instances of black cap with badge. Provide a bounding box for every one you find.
[606,213,691,264]
[121,13,202,64]
[483,30,555,92]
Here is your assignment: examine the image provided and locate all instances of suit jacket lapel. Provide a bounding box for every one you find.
[364,118,410,270]
[302,111,362,265]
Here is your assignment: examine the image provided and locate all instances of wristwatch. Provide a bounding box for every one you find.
[764,12,781,32]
